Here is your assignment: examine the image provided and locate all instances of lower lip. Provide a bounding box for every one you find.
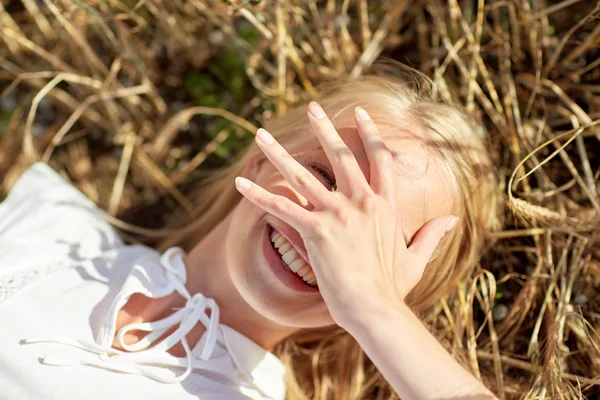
[263,225,318,293]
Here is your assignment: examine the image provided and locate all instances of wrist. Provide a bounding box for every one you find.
[336,295,413,333]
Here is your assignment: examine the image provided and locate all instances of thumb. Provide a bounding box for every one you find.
[408,216,459,264]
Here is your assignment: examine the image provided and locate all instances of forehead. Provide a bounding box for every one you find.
[291,121,455,237]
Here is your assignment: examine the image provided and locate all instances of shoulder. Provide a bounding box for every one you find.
[0,163,128,302]
[0,162,123,259]
[2,162,98,212]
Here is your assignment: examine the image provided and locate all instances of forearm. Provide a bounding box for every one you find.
[341,302,497,400]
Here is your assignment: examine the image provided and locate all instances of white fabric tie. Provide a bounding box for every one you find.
[23,247,221,384]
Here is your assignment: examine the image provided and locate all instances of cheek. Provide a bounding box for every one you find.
[226,199,265,248]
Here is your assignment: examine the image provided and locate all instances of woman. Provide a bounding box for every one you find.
[0,68,499,399]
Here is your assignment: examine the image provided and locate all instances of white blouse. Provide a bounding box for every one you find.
[0,163,286,400]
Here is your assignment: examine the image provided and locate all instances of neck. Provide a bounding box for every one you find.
[183,213,296,351]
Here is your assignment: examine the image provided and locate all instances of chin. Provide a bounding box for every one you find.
[251,289,335,329]
[226,201,335,329]
[227,230,333,329]
[230,262,332,328]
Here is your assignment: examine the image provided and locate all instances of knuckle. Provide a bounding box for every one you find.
[357,193,378,213]
[333,148,354,164]
[272,197,288,214]
[332,207,351,225]
[294,171,313,187]
[311,219,329,239]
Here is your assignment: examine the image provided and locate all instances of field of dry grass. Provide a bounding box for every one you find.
[1,0,599,399]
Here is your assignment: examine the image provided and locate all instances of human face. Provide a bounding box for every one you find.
[225,119,454,329]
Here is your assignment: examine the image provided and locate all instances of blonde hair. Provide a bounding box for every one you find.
[158,62,500,399]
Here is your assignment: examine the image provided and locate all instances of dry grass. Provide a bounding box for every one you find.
[1,0,600,399]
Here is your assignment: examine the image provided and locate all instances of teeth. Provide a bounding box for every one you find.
[278,242,292,253]
[304,275,317,285]
[297,264,311,276]
[281,250,298,265]
[270,228,317,287]
[300,269,317,285]
[273,235,285,248]
[287,258,303,273]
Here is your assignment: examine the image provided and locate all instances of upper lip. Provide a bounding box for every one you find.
[268,222,311,268]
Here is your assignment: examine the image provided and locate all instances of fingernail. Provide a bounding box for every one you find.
[355,106,370,120]
[308,102,325,119]
[235,177,253,191]
[256,128,275,145]
[443,217,459,234]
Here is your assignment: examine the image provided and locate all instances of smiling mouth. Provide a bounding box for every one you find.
[267,224,318,288]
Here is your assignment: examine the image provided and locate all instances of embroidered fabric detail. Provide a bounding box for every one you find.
[0,261,69,303]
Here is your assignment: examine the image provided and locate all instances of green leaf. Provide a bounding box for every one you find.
[238,22,261,47]
[184,72,218,99]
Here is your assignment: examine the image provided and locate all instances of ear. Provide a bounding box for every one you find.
[240,156,265,181]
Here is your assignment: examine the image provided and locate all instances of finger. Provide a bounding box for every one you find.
[407,216,459,264]
[354,106,395,200]
[307,101,368,195]
[255,128,334,209]
[235,176,313,231]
